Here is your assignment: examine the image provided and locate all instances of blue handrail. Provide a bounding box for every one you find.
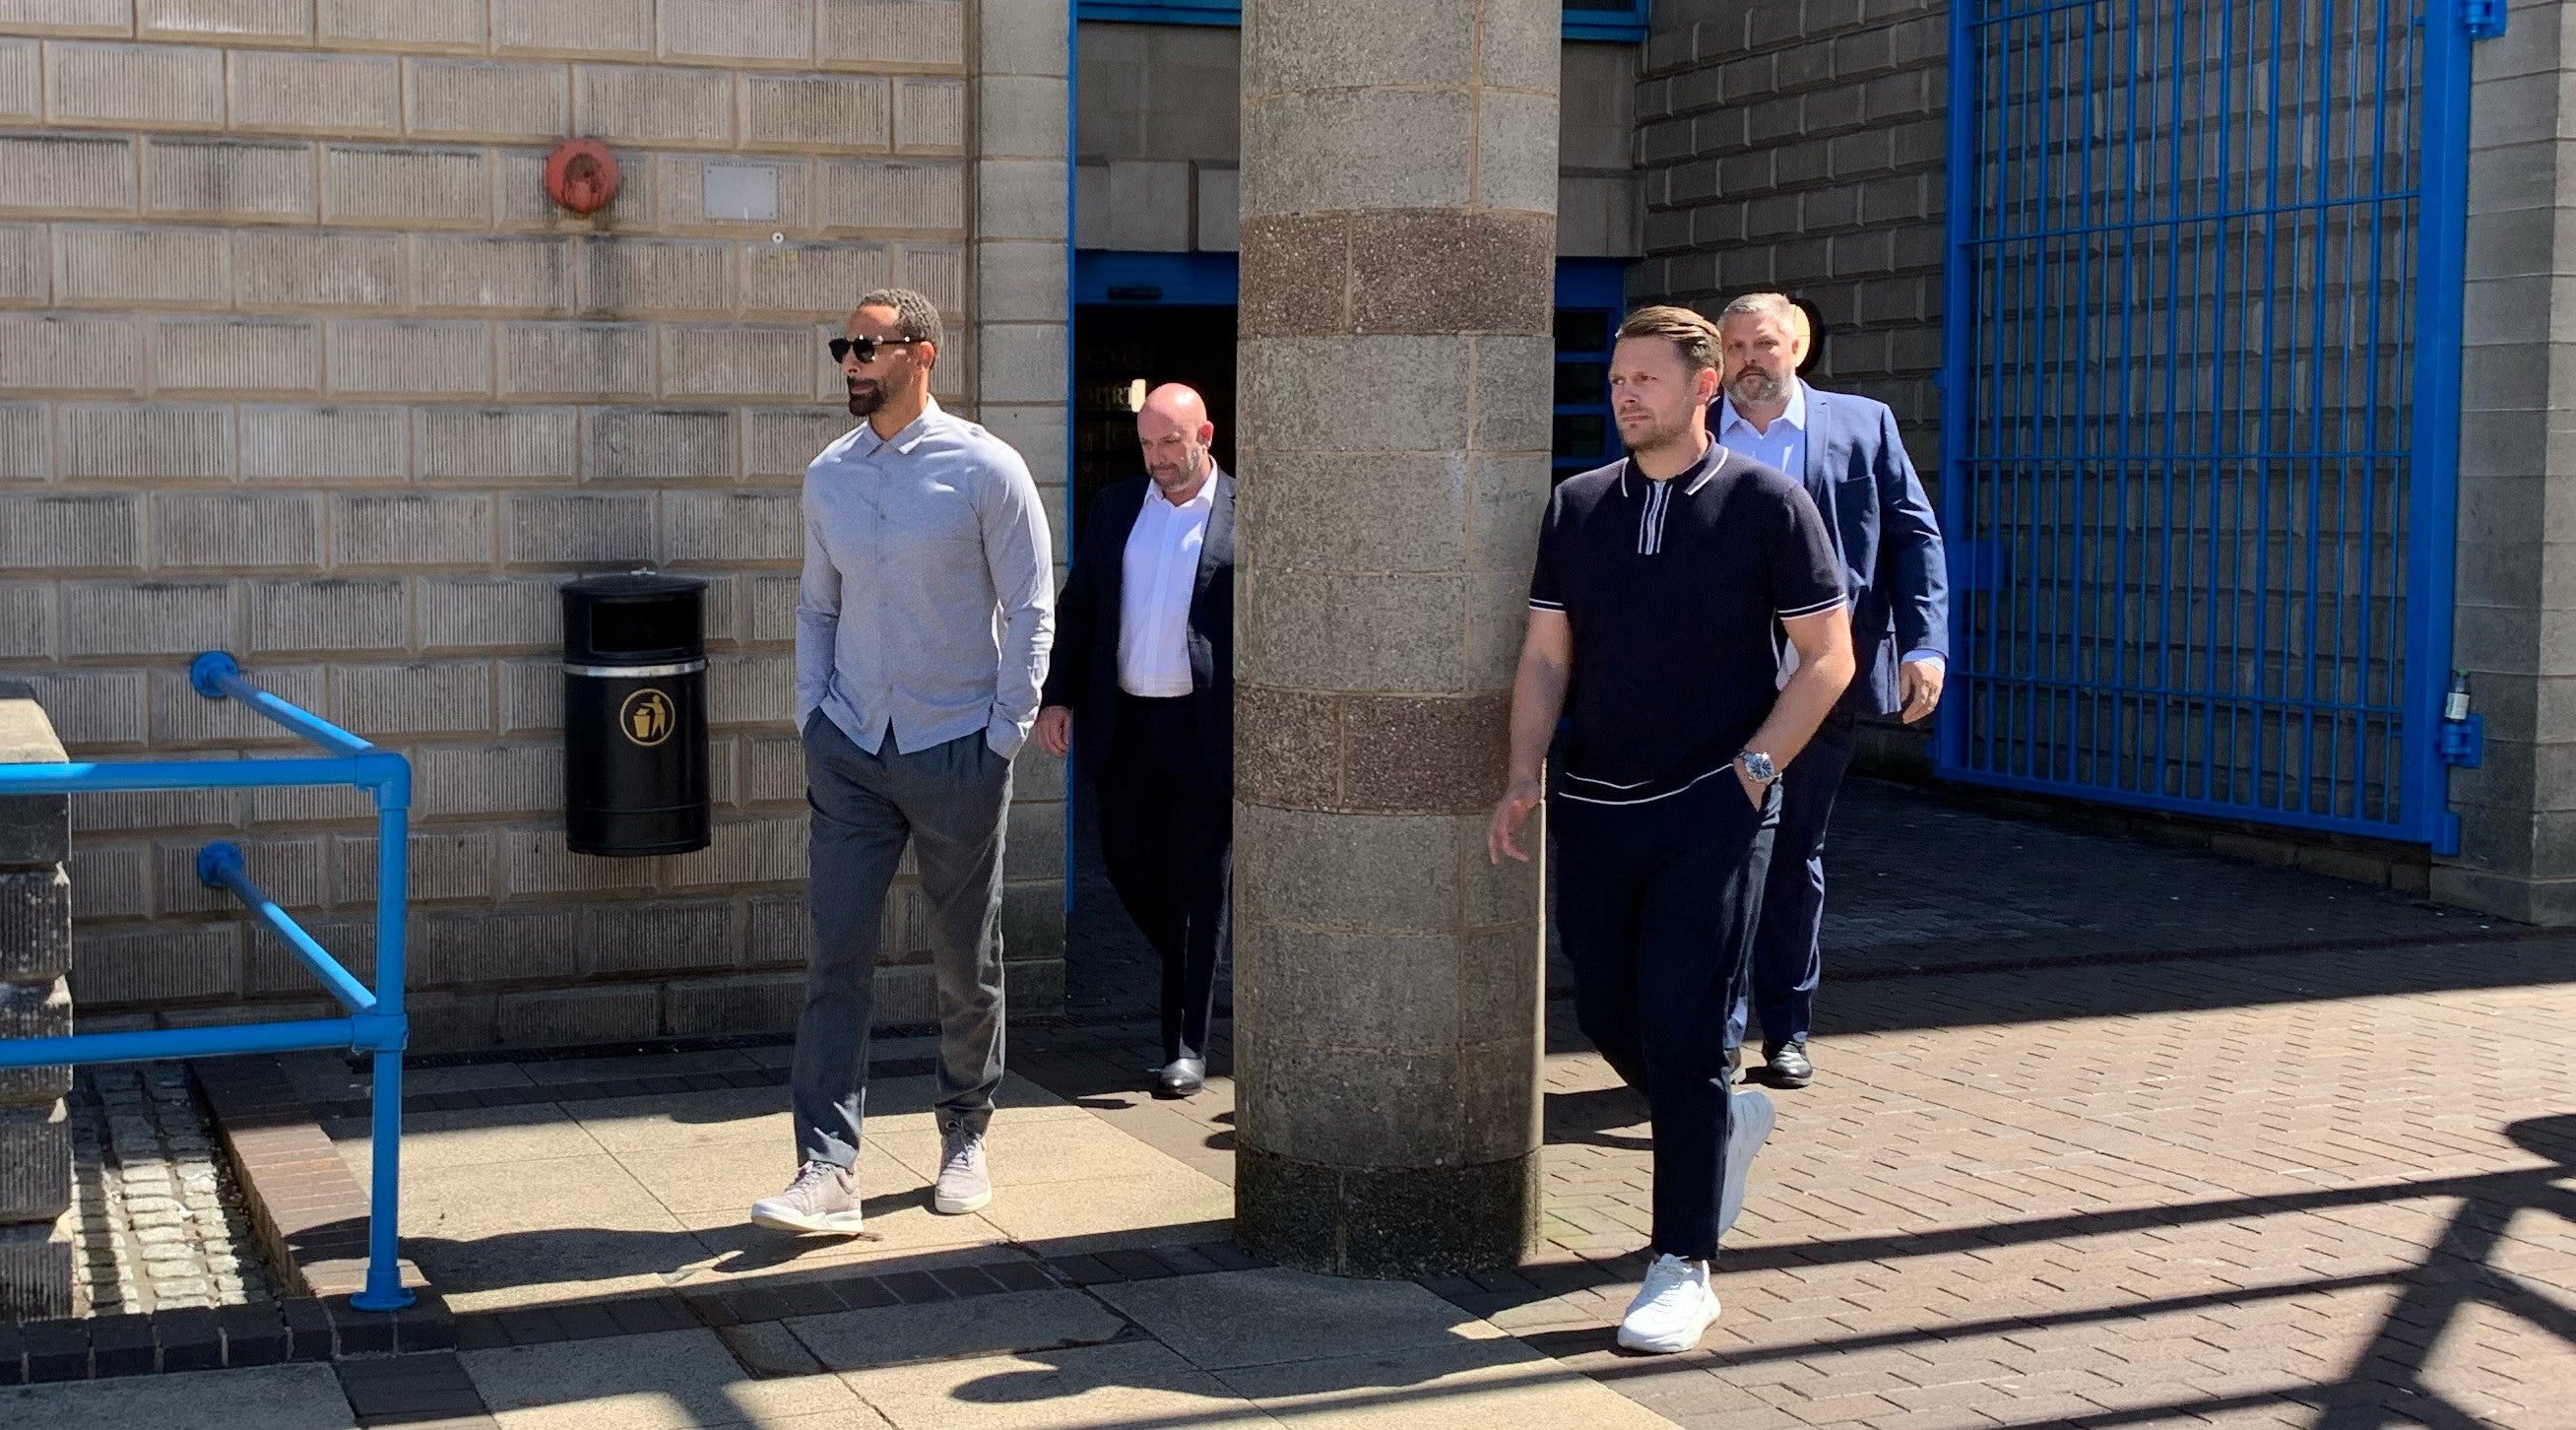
[0,651,414,1313]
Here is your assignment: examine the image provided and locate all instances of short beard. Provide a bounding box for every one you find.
[846,383,882,418]
[1729,367,1789,407]
[1623,411,1694,459]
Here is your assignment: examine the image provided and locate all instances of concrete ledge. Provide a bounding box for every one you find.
[189,1057,429,1305]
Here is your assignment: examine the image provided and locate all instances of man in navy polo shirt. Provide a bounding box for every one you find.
[1488,305,1855,1354]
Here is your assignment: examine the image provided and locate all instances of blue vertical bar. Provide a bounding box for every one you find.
[1063,2,1080,914]
[2211,0,2242,808]
[353,783,413,1313]
[1986,9,2013,776]
[2251,0,2288,811]
[2109,1,2142,794]
[2152,0,2190,799]
[2350,0,2396,822]
[2404,0,2471,845]
[2067,0,2096,785]
[2297,0,2342,818]
[2018,7,2041,777]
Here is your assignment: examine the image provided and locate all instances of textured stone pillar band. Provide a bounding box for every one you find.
[1233,0,1559,1277]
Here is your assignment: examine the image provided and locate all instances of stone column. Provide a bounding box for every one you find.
[1232,0,1559,1275]
[0,682,75,1319]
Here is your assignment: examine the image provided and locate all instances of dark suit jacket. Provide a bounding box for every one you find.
[1717,382,1950,718]
[1040,470,1234,791]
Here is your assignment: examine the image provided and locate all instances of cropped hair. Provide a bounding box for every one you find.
[1615,304,1720,375]
[853,287,944,358]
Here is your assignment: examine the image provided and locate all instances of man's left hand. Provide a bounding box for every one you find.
[1733,761,1765,809]
[1899,658,1945,724]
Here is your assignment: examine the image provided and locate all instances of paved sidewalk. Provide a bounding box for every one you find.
[12,782,2573,1429]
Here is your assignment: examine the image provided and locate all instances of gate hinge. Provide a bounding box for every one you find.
[2463,0,2506,39]
[2436,712,2484,768]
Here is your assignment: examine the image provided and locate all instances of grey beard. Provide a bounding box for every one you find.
[1731,371,1788,406]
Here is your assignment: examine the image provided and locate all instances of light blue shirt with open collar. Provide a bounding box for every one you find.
[1717,386,1943,677]
[796,397,1055,758]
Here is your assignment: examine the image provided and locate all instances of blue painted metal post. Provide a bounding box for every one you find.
[354,754,413,1311]
[0,652,416,1312]
[2407,1,2477,855]
[1935,0,1978,778]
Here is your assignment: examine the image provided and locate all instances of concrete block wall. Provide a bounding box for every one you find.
[1635,0,1946,428]
[0,682,75,1320]
[0,0,1074,1048]
[1074,26,1640,259]
[2439,0,2576,922]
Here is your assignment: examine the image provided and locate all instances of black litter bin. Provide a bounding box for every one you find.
[561,571,710,856]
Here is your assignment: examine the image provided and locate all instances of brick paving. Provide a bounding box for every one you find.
[1052,777,2576,1430]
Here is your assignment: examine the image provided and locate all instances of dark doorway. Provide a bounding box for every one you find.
[1072,303,1237,521]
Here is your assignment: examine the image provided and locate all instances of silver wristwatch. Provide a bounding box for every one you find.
[1735,749,1778,786]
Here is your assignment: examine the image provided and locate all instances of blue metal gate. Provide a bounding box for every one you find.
[1936,0,2483,848]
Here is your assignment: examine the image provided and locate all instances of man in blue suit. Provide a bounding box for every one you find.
[1709,292,1949,1088]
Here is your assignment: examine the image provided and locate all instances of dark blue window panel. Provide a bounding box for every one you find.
[1551,257,1627,482]
[1076,1,1649,42]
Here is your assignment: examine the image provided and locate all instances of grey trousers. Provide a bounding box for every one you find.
[790,712,1011,1169]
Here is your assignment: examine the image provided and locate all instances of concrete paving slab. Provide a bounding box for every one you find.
[972,1169,1236,1249]
[464,1327,871,1429]
[835,1340,1275,1429]
[281,1050,536,1104]
[677,1204,1011,1274]
[1094,1267,1507,1371]
[618,1139,916,1219]
[1218,1339,1683,1428]
[0,1363,359,1430]
[572,1087,794,1152]
[402,1150,686,1239]
[859,1073,1095,1120]
[324,1101,612,1173]
[784,1287,1127,1370]
[399,1152,703,1312]
[871,1113,1217,1188]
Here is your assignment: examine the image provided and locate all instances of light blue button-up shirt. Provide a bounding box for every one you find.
[796,398,1055,757]
[1717,385,1942,678]
[1715,385,1807,485]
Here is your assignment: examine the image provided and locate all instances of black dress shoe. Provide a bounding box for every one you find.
[1762,1041,1813,1088]
[1157,1057,1206,1097]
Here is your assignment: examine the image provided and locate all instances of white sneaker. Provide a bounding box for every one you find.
[748,1161,866,1234]
[933,1124,992,1214]
[1719,1087,1776,1237]
[1617,1253,1720,1353]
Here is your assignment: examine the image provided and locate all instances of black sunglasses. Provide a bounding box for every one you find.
[829,336,921,364]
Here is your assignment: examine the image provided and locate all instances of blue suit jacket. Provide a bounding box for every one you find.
[1717,382,1949,718]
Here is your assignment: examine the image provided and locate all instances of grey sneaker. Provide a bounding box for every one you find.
[749,1160,865,1234]
[1718,1087,1776,1237]
[933,1124,992,1214]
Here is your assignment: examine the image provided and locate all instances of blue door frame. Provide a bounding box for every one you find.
[1935,0,2483,851]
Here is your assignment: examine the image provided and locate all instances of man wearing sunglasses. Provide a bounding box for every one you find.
[753,287,1055,1237]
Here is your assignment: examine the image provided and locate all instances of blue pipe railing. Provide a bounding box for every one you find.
[0,651,414,1312]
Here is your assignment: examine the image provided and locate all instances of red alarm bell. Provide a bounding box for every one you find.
[544,138,621,216]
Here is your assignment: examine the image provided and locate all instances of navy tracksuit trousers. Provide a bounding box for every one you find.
[1553,773,1779,1262]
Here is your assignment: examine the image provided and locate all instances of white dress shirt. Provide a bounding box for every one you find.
[1716,386,1942,686]
[1116,476,1215,697]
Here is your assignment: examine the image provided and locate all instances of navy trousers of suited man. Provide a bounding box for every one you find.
[1724,704,1854,1051]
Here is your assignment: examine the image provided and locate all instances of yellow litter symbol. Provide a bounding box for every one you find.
[619,688,676,748]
